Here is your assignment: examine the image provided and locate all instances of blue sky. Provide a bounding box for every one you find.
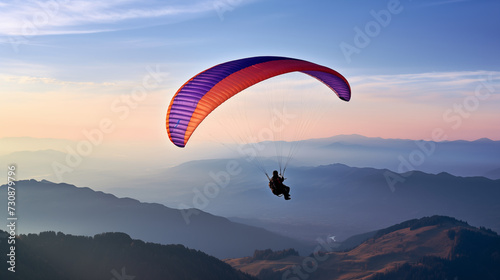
[2,0,499,77]
[1,0,499,146]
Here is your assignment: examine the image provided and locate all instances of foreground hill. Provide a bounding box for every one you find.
[225,216,500,280]
[0,231,256,280]
[0,180,309,258]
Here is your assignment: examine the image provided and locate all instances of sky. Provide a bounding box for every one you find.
[1,0,500,158]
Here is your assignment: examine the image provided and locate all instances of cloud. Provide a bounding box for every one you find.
[350,71,500,102]
[0,74,115,86]
[421,0,470,7]
[0,0,249,36]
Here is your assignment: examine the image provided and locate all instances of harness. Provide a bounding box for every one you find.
[268,175,285,197]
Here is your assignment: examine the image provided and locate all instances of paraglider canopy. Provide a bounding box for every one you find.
[166,56,351,148]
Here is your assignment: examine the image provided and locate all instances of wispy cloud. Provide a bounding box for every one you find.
[350,71,500,101]
[0,0,242,36]
[420,0,470,7]
[0,74,116,87]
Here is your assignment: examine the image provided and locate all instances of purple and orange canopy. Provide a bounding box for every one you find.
[166,56,351,147]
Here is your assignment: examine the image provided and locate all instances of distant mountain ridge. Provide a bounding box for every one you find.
[1,134,499,186]
[151,160,500,242]
[0,179,309,259]
[1,158,499,254]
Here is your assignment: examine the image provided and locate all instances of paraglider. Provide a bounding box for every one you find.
[269,170,291,200]
[166,56,351,199]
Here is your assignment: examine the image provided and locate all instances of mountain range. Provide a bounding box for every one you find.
[1,135,499,187]
[2,157,499,253]
[122,159,500,243]
[1,215,498,280]
[0,179,309,259]
[1,135,498,278]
